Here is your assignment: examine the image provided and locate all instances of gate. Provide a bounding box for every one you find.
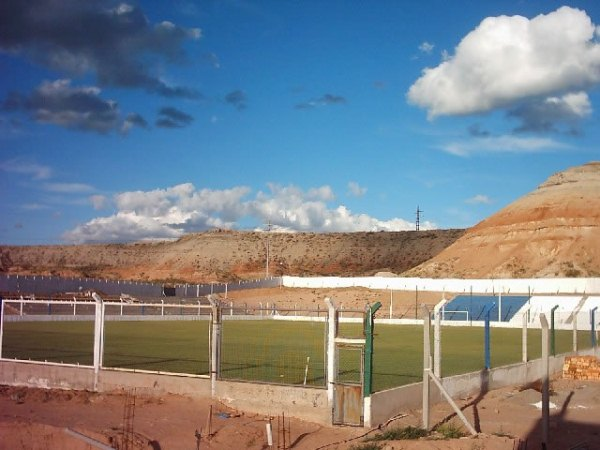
[332,343,364,426]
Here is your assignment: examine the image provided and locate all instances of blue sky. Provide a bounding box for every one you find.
[1,0,599,244]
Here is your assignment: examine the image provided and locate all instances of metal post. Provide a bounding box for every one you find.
[0,298,4,359]
[161,299,164,316]
[484,303,495,370]
[433,297,448,378]
[389,289,393,319]
[522,308,529,363]
[325,298,338,404]
[415,286,418,319]
[422,305,431,430]
[498,291,502,322]
[92,293,105,391]
[550,305,559,356]
[364,302,381,397]
[540,313,550,447]
[208,295,221,397]
[591,307,598,349]
[573,311,578,354]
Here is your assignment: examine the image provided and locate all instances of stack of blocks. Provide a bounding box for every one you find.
[562,356,600,381]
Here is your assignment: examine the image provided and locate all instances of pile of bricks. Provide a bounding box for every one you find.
[562,356,600,380]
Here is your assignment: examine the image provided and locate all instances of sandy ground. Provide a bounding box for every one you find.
[219,286,447,317]
[1,377,599,449]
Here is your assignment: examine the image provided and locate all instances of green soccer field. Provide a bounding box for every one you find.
[1,320,590,392]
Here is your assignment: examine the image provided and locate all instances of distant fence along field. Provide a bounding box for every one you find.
[1,319,589,392]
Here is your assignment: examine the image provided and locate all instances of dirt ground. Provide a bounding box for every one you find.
[219,286,446,317]
[1,377,599,449]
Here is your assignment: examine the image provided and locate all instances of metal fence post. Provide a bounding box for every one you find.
[591,307,598,349]
[92,293,105,391]
[208,295,222,397]
[521,306,530,363]
[0,297,4,359]
[483,303,495,370]
[422,305,431,430]
[325,298,338,405]
[573,310,578,354]
[550,305,558,356]
[540,313,550,447]
[364,302,381,398]
[433,297,447,378]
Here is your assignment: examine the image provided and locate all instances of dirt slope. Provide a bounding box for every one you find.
[407,161,600,278]
[0,230,463,283]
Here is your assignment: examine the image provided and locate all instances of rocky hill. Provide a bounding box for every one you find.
[0,229,464,283]
[406,161,600,278]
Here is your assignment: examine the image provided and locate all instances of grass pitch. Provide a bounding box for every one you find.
[1,320,590,392]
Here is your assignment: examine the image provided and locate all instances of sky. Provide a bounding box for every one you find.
[1,0,600,245]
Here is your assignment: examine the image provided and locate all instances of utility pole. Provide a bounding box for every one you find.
[415,206,423,231]
[265,220,272,277]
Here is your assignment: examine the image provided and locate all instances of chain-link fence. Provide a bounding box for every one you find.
[1,299,96,366]
[220,309,327,387]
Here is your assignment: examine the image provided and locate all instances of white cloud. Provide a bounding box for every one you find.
[43,182,95,194]
[90,194,109,210]
[440,135,569,157]
[418,41,434,54]
[407,7,600,118]
[509,91,592,132]
[465,194,492,205]
[64,183,430,243]
[0,159,52,180]
[347,181,367,197]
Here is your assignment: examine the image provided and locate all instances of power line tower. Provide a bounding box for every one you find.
[415,206,423,231]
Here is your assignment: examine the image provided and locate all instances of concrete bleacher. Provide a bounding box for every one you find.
[443,295,530,322]
[439,294,600,329]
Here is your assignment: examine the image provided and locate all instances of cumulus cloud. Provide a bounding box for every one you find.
[0,0,201,98]
[440,135,569,157]
[465,194,492,205]
[5,79,120,133]
[295,94,347,109]
[90,194,109,210]
[63,183,428,243]
[508,91,592,133]
[347,181,367,197]
[156,106,193,128]
[224,90,247,110]
[407,7,600,118]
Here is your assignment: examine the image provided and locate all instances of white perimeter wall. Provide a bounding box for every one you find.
[282,276,600,295]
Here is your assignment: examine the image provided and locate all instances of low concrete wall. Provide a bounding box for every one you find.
[215,380,330,424]
[368,347,600,426]
[0,360,95,391]
[0,360,330,425]
[282,276,600,295]
[97,369,212,398]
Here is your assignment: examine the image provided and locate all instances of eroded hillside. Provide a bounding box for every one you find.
[1,229,464,283]
[407,161,600,278]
